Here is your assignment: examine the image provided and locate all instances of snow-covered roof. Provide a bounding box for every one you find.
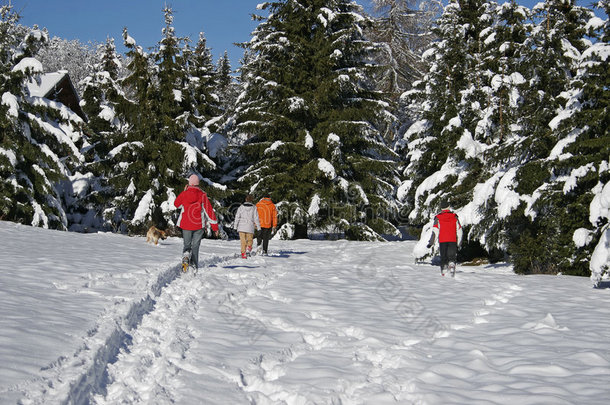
[24,71,87,121]
[25,71,70,98]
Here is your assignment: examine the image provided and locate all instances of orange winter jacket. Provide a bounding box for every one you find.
[256,198,277,228]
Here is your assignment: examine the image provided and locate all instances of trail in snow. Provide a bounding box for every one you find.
[7,229,610,405]
[89,242,609,404]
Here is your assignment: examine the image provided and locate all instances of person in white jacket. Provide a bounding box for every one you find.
[234,194,261,258]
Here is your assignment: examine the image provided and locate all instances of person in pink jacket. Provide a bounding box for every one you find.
[174,174,219,271]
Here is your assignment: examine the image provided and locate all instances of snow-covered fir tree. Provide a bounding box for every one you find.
[398,0,496,225]
[528,0,609,279]
[99,8,225,234]
[185,32,221,130]
[80,37,124,138]
[232,0,401,240]
[503,0,601,275]
[69,37,127,232]
[0,5,91,230]
[459,0,533,257]
[155,6,192,144]
[215,50,236,111]
[401,0,608,276]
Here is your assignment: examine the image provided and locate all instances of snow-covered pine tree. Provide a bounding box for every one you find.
[581,0,610,284]
[1,5,94,230]
[458,0,532,253]
[99,28,159,233]
[80,38,123,139]
[398,0,495,225]
[515,0,609,277]
[186,32,221,130]
[180,30,232,223]
[155,6,193,144]
[67,37,128,232]
[505,0,600,275]
[102,9,223,234]
[215,50,237,112]
[232,0,400,240]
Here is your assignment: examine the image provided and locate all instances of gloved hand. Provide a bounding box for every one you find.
[427,243,432,249]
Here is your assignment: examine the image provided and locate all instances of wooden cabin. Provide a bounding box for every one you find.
[26,71,87,122]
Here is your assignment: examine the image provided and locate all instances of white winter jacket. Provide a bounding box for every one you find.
[234,202,261,234]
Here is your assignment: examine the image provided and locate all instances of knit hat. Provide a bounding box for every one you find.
[188,174,200,186]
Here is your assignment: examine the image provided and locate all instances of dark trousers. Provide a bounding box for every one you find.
[182,228,204,267]
[257,227,272,253]
[439,242,457,269]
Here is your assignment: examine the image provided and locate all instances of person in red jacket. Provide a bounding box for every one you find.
[174,174,219,271]
[428,200,463,276]
[255,194,278,255]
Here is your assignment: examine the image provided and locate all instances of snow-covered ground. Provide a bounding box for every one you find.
[1,220,609,405]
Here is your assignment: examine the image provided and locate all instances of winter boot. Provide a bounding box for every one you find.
[440,265,447,276]
[181,252,190,273]
[247,246,253,257]
[449,262,456,278]
[241,252,247,259]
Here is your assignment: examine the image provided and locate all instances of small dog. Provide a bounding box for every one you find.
[146,226,168,245]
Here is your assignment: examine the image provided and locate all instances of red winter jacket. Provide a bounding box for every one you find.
[432,209,463,244]
[174,186,219,232]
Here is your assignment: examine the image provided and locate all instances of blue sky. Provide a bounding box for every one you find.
[16,0,265,69]
[12,0,598,70]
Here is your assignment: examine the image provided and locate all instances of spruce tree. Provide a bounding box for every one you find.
[506,0,599,274]
[0,5,89,229]
[214,50,241,125]
[186,32,221,129]
[81,38,123,138]
[102,10,222,234]
[73,37,127,232]
[100,28,159,232]
[155,6,190,143]
[516,0,609,276]
[463,0,532,250]
[399,0,494,225]
[233,0,400,240]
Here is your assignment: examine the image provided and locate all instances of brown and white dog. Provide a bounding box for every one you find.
[146,226,168,245]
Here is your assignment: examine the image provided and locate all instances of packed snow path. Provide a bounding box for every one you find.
[2,225,609,404]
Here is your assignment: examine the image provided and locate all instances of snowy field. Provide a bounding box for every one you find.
[1,220,609,404]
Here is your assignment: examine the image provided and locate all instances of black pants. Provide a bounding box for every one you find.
[439,242,457,269]
[257,227,272,253]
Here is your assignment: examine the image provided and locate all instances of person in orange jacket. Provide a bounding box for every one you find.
[174,174,219,271]
[256,193,278,255]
